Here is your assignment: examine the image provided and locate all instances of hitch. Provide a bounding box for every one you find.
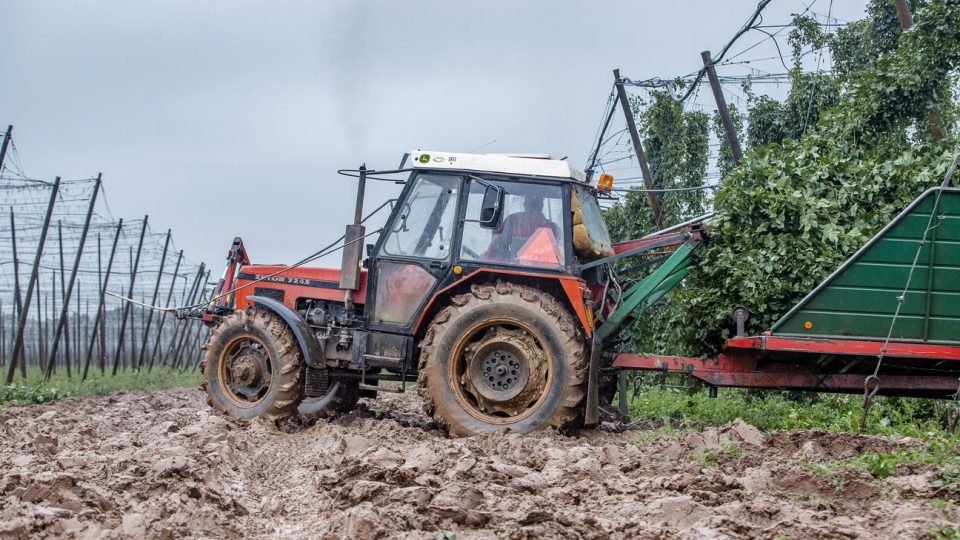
[212,237,249,312]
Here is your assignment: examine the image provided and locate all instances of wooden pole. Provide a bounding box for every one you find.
[112,217,148,375]
[8,208,26,377]
[57,221,72,378]
[613,69,663,229]
[0,125,12,175]
[701,50,743,166]
[46,177,100,380]
[148,250,182,371]
[136,229,170,369]
[82,219,123,381]
[166,264,203,368]
[7,177,60,384]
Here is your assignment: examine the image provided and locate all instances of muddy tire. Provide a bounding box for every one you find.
[418,281,587,437]
[200,307,302,423]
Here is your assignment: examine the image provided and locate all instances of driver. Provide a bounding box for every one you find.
[484,194,558,261]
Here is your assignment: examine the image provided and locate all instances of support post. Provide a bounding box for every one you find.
[0,125,12,175]
[6,177,60,384]
[164,264,203,367]
[173,268,208,369]
[136,229,170,369]
[148,250,183,371]
[701,51,743,165]
[613,69,663,229]
[46,176,100,380]
[8,208,26,377]
[618,371,629,418]
[112,217,148,375]
[57,221,71,377]
[82,219,123,381]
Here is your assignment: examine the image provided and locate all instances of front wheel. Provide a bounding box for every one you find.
[200,307,302,423]
[418,281,587,437]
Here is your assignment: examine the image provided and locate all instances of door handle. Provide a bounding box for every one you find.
[429,261,447,269]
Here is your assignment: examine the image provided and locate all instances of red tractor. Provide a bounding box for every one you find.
[198,151,683,436]
[197,150,960,436]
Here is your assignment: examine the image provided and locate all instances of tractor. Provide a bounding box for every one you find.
[197,150,960,437]
[197,151,669,436]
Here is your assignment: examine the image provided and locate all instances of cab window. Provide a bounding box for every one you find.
[382,174,461,259]
[460,179,565,269]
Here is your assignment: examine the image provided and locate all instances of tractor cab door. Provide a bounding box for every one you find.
[366,173,462,331]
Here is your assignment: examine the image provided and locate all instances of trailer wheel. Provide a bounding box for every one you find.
[418,281,587,437]
[201,307,302,423]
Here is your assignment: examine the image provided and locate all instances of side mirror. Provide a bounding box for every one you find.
[366,243,375,257]
[479,184,504,229]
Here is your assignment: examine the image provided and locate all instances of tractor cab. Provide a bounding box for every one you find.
[363,151,615,336]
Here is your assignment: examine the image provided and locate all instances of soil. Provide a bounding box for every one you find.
[0,388,957,539]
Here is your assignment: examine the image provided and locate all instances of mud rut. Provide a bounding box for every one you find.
[0,388,956,539]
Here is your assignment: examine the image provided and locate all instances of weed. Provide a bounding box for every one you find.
[1,367,201,407]
[629,385,960,441]
[691,448,718,469]
[722,440,742,459]
[932,498,954,510]
[931,525,960,540]
[858,452,899,480]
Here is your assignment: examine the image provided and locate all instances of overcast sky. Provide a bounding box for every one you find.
[1,1,867,270]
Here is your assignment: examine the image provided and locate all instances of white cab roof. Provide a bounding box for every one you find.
[408,150,586,183]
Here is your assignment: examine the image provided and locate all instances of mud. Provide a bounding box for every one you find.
[0,388,956,539]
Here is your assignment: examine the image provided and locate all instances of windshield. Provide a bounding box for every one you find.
[382,173,461,259]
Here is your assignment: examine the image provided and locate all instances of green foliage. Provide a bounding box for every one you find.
[605,90,711,240]
[0,367,201,407]
[931,525,960,540]
[858,452,900,479]
[604,90,712,354]
[604,1,960,356]
[712,103,745,178]
[677,0,960,351]
[743,72,841,148]
[628,383,958,438]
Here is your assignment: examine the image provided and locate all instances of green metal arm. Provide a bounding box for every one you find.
[584,238,701,426]
[595,240,699,343]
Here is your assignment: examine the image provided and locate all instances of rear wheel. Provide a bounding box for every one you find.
[418,281,587,437]
[201,307,302,423]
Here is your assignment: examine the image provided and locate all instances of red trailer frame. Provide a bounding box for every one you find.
[612,334,960,397]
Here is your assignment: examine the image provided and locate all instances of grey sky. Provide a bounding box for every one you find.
[1,1,867,271]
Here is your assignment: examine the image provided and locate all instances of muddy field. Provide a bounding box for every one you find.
[0,388,956,539]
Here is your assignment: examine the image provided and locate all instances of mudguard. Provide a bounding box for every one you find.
[247,295,323,369]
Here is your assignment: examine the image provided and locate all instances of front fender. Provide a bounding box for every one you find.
[247,295,323,368]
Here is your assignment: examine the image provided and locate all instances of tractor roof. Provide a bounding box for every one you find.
[408,150,586,183]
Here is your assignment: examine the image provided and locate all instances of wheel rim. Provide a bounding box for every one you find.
[450,320,553,424]
[217,335,273,409]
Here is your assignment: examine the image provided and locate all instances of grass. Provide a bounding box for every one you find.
[1,366,201,407]
[625,382,958,440]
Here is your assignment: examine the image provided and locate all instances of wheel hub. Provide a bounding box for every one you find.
[472,344,530,401]
[460,326,547,417]
[223,341,271,404]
